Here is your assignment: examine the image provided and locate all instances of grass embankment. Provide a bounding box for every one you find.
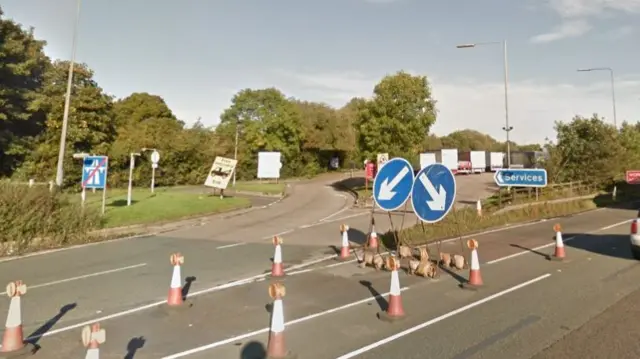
[377,195,617,251]
[233,181,285,195]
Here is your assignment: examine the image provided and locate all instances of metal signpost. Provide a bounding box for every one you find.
[494,168,548,187]
[411,163,457,223]
[150,150,160,193]
[127,152,141,206]
[81,155,109,215]
[373,158,414,212]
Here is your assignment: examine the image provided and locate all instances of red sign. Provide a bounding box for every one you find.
[365,162,376,180]
[626,170,640,184]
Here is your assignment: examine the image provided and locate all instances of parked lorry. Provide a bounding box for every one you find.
[419,152,437,170]
[459,150,486,174]
[486,152,505,171]
[440,149,459,174]
[508,151,536,168]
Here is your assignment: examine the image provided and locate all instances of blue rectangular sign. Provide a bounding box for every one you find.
[494,168,547,188]
[81,156,108,189]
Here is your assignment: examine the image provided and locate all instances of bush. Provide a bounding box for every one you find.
[0,182,101,255]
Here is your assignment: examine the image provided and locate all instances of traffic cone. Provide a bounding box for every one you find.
[167,253,184,306]
[377,257,405,322]
[549,224,565,261]
[462,239,483,290]
[368,218,379,249]
[1,281,34,358]
[271,236,285,277]
[338,224,350,260]
[81,323,105,359]
[266,283,296,359]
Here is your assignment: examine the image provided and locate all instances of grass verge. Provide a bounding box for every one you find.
[74,187,251,228]
[232,181,285,195]
[377,195,618,251]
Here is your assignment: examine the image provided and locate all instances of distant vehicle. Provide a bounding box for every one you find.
[630,217,640,260]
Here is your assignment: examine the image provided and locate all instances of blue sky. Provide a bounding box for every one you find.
[2,0,639,144]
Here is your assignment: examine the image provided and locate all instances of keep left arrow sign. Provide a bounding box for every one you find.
[378,166,410,200]
[418,172,446,211]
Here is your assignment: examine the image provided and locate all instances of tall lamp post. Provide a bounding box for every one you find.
[456,40,512,168]
[54,0,83,187]
[577,67,617,128]
[232,119,239,187]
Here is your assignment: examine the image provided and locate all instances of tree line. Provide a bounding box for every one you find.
[1,8,633,190]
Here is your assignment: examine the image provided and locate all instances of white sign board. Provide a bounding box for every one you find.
[257,152,282,179]
[151,150,160,164]
[204,156,238,189]
[377,153,389,169]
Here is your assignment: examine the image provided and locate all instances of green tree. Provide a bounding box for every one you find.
[356,71,437,162]
[0,9,49,176]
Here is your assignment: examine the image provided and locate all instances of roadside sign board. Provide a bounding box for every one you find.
[626,170,640,184]
[151,150,160,164]
[372,157,414,211]
[377,153,389,169]
[494,168,547,187]
[204,156,238,190]
[257,151,282,179]
[81,156,108,189]
[411,163,456,223]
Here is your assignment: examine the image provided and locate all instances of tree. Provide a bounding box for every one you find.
[0,9,49,176]
[356,71,437,162]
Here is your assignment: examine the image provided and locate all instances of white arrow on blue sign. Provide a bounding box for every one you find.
[411,163,457,223]
[494,168,547,188]
[373,157,414,212]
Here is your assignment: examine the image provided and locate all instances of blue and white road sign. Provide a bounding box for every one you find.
[411,163,456,223]
[494,168,547,188]
[81,156,108,189]
[373,157,414,212]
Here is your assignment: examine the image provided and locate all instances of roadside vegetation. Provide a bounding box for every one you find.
[1,7,639,256]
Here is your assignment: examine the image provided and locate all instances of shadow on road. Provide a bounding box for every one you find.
[510,243,550,260]
[240,340,267,359]
[562,233,633,260]
[438,265,467,287]
[27,303,77,349]
[360,280,387,311]
[125,336,146,359]
[182,276,196,299]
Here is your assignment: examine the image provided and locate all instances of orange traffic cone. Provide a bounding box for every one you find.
[549,224,565,261]
[266,282,296,359]
[368,218,379,249]
[271,236,285,277]
[461,239,483,290]
[1,281,34,358]
[167,253,184,306]
[338,224,351,260]
[377,257,405,322]
[81,323,105,359]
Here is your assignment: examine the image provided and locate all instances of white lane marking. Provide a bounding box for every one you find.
[215,243,247,250]
[486,218,632,265]
[262,229,293,240]
[18,263,148,292]
[160,287,411,359]
[335,273,552,359]
[317,205,352,223]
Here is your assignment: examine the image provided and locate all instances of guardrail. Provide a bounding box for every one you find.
[482,181,598,210]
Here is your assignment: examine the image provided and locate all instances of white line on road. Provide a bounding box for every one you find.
[161,287,411,359]
[334,273,552,359]
[14,263,148,292]
[486,218,631,265]
[215,243,247,250]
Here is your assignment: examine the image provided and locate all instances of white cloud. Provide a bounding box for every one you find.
[266,69,640,145]
[530,0,640,43]
[530,20,592,43]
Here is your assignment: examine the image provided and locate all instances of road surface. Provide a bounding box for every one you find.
[1,198,637,358]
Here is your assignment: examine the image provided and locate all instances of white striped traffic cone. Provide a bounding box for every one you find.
[1,280,34,357]
[462,239,483,290]
[81,323,105,359]
[271,236,285,277]
[550,224,566,261]
[266,283,295,358]
[167,253,184,306]
[377,257,405,322]
[338,224,350,260]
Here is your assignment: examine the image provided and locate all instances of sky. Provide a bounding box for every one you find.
[1,0,639,145]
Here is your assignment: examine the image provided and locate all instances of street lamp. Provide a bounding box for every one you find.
[577,67,617,128]
[233,119,239,187]
[127,152,141,206]
[457,40,512,168]
[54,0,83,187]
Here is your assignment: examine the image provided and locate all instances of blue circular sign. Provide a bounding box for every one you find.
[411,163,456,223]
[372,157,414,212]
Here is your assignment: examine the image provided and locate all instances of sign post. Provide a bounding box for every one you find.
[411,163,457,223]
[494,168,548,187]
[127,153,141,206]
[81,155,109,215]
[150,150,160,193]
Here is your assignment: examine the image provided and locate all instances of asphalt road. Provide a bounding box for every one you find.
[3,202,638,358]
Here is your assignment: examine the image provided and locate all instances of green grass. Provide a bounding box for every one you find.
[232,181,285,195]
[69,187,251,228]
